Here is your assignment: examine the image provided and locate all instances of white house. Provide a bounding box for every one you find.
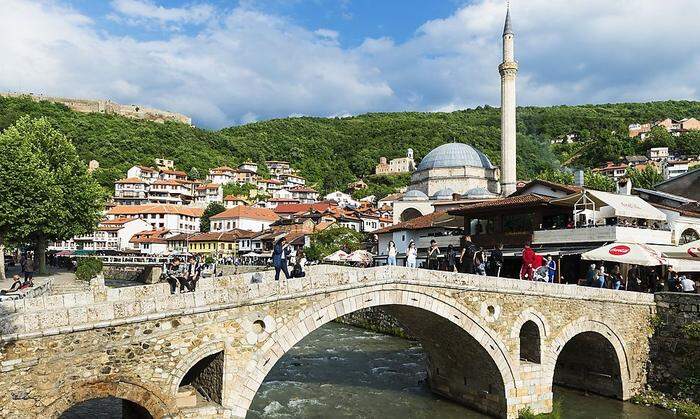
[114,177,149,205]
[272,188,294,200]
[663,160,689,180]
[106,204,203,233]
[239,162,258,173]
[289,186,319,203]
[129,229,172,255]
[72,218,152,252]
[324,191,360,208]
[127,165,159,183]
[207,167,237,185]
[147,180,189,205]
[194,183,223,206]
[210,206,279,232]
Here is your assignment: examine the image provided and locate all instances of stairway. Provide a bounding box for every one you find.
[50,281,90,295]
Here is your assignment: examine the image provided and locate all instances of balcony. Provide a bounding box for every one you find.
[533,226,672,245]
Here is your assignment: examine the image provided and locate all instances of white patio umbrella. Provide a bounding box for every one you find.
[581,242,666,266]
[324,250,349,262]
[345,250,374,263]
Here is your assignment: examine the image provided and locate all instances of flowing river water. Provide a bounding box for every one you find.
[248,322,674,419]
[63,321,674,418]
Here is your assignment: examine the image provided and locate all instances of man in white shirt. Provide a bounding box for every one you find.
[680,275,696,293]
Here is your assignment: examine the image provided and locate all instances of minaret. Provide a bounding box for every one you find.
[499,4,518,196]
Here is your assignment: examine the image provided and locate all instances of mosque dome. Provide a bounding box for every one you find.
[402,190,429,201]
[432,188,455,200]
[465,187,497,199]
[416,143,494,171]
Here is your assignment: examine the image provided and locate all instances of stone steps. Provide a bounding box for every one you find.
[50,282,90,295]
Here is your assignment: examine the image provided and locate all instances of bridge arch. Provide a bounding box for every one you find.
[546,318,631,399]
[169,340,227,395]
[228,286,519,418]
[42,380,175,419]
[510,309,549,365]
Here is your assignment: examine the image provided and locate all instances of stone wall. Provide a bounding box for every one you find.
[648,292,700,402]
[336,307,415,339]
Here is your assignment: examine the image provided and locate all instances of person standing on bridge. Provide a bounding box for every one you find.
[459,235,476,274]
[273,237,291,281]
[489,244,504,277]
[520,244,536,280]
[387,241,397,266]
[427,240,440,270]
[406,241,417,268]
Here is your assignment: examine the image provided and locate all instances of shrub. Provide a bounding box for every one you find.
[75,257,103,282]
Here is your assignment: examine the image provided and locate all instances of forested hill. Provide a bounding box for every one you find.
[1,95,699,193]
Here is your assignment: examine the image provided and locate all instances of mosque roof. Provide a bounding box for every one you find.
[416,142,494,171]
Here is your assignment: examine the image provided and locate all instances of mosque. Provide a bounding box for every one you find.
[393,7,518,223]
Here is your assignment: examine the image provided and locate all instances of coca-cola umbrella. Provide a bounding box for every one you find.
[581,242,666,266]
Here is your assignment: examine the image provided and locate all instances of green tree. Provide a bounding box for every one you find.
[188,167,201,180]
[534,169,574,185]
[305,227,365,261]
[200,202,225,232]
[222,182,257,198]
[583,170,616,192]
[627,166,664,189]
[0,116,103,274]
[677,130,700,155]
[643,126,675,150]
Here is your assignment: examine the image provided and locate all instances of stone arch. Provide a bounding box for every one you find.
[42,380,175,419]
[545,318,631,399]
[169,340,226,395]
[510,309,549,365]
[680,227,700,245]
[228,287,519,418]
[400,207,424,222]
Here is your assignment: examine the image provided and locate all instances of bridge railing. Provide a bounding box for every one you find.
[75,255,169,266]
[0,266,656,341]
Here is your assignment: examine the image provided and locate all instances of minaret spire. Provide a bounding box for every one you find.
[499,2,518,196]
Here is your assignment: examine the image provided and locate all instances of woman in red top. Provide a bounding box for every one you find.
[520,244,536,280]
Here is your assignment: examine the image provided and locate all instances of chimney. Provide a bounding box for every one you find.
[617,179,632,195]
[574,170,585,187]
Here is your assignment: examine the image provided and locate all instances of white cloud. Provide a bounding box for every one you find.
[1,0,699,128]
[110,0,214,26]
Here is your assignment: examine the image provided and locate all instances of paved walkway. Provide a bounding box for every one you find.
[1,266,80,296]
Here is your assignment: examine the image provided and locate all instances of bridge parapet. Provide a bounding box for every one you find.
[0,266,655,343]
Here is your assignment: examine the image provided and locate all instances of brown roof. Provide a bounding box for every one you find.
[187,230,257,242]
[289,185,317,193]
[196,183,220,191]
[153,179,184,186]
[115,177,148,184]
[274,202,335,214]
[224,195,248,201]
[259,178,283,184]
[160,169,187,176]
[651,202,700,218]
[211,166,235,172]
[130,229,170,244]
[374,211,450,234]
[100,217,133,225]
[448,194,552,216]
[136,165,158,173]
[210,205,279,221]
[107,204,204,217]
[512,180,582,196]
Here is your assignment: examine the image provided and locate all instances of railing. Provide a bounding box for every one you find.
[532,226,672,245]
[78,255,169,265]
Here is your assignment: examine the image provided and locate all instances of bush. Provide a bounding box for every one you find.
[75,257,103,282]
[518,401,562,419]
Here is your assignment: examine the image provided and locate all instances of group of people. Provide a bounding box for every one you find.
[164,256,203,294]
[598,265,697,293]
[519,244,557,282]
[1,252,36,297]
[272,237,307,281]
[385,236,508,277]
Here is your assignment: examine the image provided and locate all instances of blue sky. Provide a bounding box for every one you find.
[1,0,699,128]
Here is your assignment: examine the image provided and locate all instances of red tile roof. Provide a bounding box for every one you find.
[274,202,335,214]
[115,177,148,184]
[448,194,553,216]
[107,204,204,217]
[186,230,257,242]
[196,183,220,190]
[130,229,170,244]
[374,211,450,234]
[512,179,582,196]
[160,169,187,176]
[210,205,279,221]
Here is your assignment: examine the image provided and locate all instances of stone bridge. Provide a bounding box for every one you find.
[0,266,657,418]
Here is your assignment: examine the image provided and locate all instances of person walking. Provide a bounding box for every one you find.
[445,244,458,272]
[459,235,476,274]
[406,241,417,268]
[489,243,504,277]
[427,240,440,270]
[520,244,536,280]
[545,255,556,283]
[23,252,35,285]
[387,241,397,266]
[473,247,486,275]
[272,237,291,280]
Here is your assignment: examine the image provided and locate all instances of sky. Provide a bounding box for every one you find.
[1,0,700,128]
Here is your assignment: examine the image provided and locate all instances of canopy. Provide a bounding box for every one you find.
[345,250,374,263]
[324,250,349,262]
[581,242,666,266]
[666,258,700,272]
[650,240,700,260]
[552,190,666,221]
[55,250,74,257]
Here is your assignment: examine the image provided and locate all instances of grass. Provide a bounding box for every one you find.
[518,401,563,419]
[631,390,700,418]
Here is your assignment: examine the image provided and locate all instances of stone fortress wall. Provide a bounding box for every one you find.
[1,92,192,125]
[0,266,660,418]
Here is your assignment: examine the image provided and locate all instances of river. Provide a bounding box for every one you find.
[248,322,673,419]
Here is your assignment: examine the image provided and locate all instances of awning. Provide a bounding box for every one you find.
[666,258,700,272]
[345,250,374,263]
[551,190,666,221]
[581,242,666,266]
[650,240,700,260]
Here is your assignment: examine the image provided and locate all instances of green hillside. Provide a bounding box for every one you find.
[1,95,699,194]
